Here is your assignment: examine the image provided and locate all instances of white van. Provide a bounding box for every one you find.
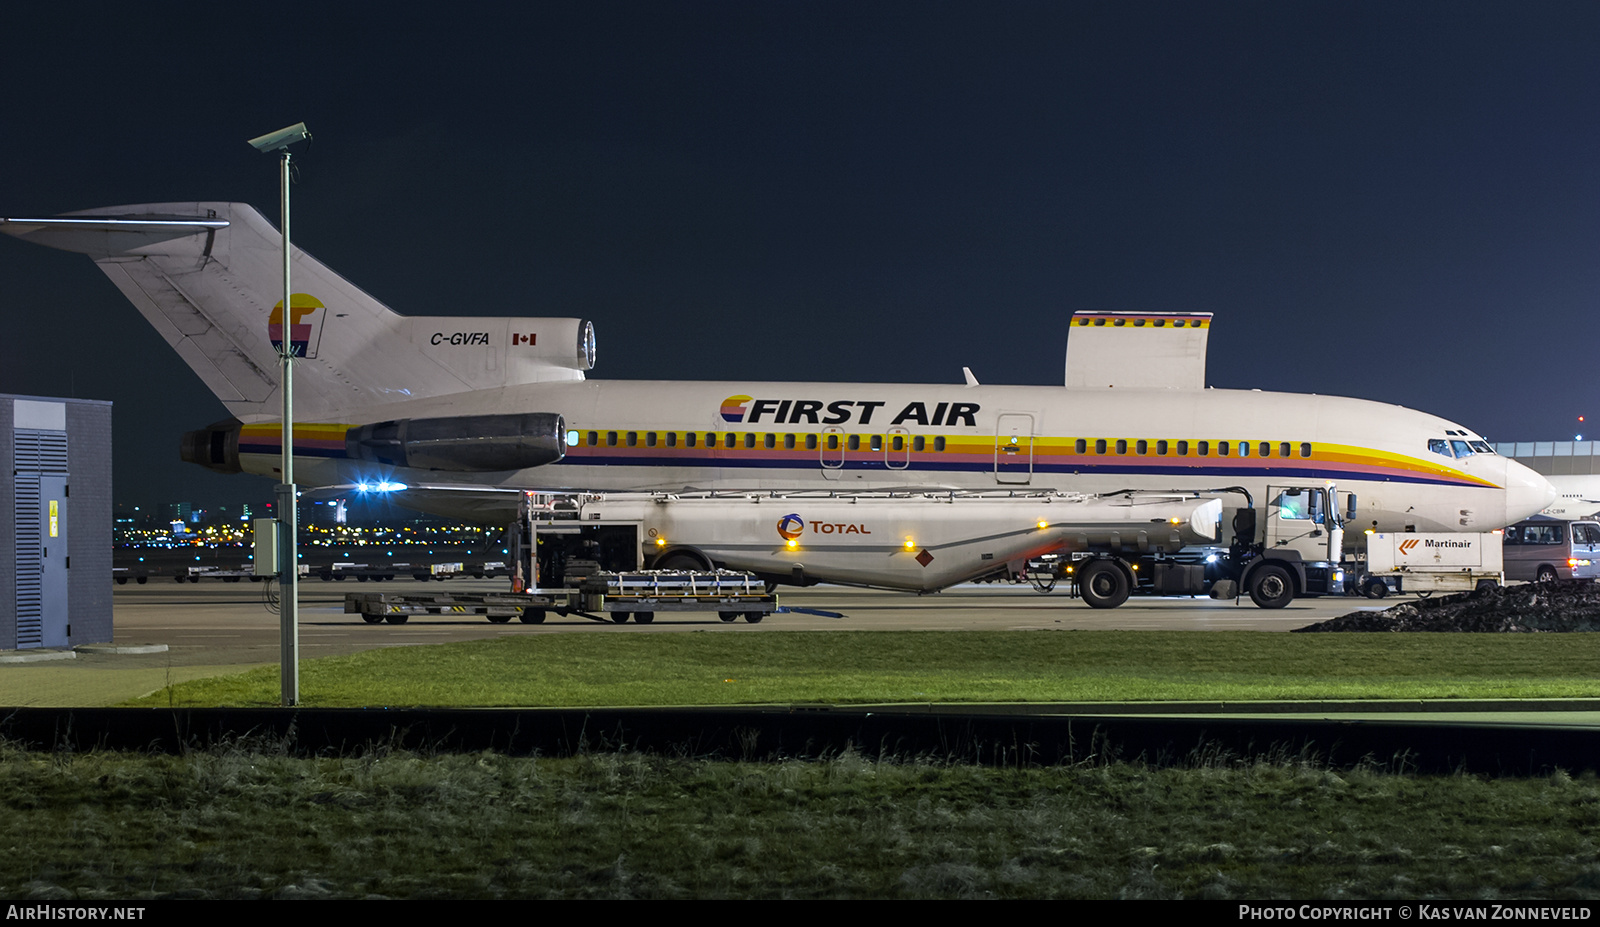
[1501,518,1600,583]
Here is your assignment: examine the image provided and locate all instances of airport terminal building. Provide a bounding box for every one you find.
[1496,441,1600,476]
[0,394,111,650]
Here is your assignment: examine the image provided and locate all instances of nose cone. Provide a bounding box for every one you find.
[1504,458,1557,524]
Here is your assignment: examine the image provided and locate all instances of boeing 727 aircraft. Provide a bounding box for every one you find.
[0,203,1555,549]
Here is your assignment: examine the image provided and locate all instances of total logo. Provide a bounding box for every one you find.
[720,395,980,427]
[774,513,872,540]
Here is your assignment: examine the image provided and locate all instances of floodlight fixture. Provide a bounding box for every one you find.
[248,122,312,153]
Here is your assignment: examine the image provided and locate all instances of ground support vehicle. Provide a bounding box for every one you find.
[1502,517,1600,583]
[1035,484,1351,608]
[1358,532,1504,598]
[514,489,1223,597]
[342,568,776,625]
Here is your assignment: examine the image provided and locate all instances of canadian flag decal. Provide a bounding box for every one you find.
[512,333,537,345]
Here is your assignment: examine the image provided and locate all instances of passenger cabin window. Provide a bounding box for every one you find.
[934,436,946,451]
[1156,440,1168,455]
[664,433,676,448]
[870,435,883,452]
[626,432,638,447]
[606,432,618,447]
[1197,441,1209,457]
[1238,442,1249,458]
[784,434,796,450]
[913,436,925,452]
[587,431,598,446]
[724,434,737,449]
[1095,439,1107,454]
[1075,439,1086,454]
[1279,442,1291,458]
[1299,442,1311,458]
[1136,439,1148,455]
[764,433,776,449]
[848,435,861,451]
[1177,440,1189,456]
[1115,439,1127,455]
[685,432,697,448]
[807,434,819,450]
[1218,441,1229,456]
[1259,442,1272,458]
[645,432,657,447]
[744,433,756,449]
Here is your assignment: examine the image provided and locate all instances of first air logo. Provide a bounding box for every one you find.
[268,294,326,358]
[719,394,980,427]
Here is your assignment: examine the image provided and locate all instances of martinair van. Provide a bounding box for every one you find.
[1501,518,1600,583]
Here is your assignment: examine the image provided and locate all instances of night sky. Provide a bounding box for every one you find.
[2,2,1596,510]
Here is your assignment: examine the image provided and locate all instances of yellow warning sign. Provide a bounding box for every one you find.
[48,500,58,538]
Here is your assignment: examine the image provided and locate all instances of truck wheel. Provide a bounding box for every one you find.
[611,612,630,624]
[1079,560,1130,609]
[136,576,147,585]
[1474,579,1499,595]
[634,612,655,624]
[361,613,384,624]
[744,611,764,623]
[487,614,513,624]
[1364,579,1388,599]
[718,611,740,622]
[655,551,708,571]
[519,609,546,624]
[1249,565,1295,609]
[384,614,409,625]
[1538,566,1558,583]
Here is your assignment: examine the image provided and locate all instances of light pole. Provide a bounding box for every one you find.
[248,121,312,706]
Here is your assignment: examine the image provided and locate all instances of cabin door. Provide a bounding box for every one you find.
[994,413,1034,484]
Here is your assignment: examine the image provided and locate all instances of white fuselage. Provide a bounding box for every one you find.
[245,378,1554,534]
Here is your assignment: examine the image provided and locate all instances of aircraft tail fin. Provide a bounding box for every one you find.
[0,203,593,423]
[1064,311,1212,389]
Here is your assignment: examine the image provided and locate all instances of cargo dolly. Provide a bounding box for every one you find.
[344,569,778,625]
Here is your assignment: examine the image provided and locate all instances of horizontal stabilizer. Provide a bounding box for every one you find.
[1065,311,1212,389]
[0,213,228,256]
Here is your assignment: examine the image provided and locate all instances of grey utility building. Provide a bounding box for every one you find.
[0,395,111,649]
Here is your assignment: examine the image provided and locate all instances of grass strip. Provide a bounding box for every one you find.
[2,745,1598,900]
[123,630,1600,708]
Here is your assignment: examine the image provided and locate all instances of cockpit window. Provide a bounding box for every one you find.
[1450,440,1474,458]
[1428,438,1452,457]
[1469,441,1494,454]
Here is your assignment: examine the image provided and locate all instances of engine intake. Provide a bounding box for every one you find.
[346,412,566,472]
